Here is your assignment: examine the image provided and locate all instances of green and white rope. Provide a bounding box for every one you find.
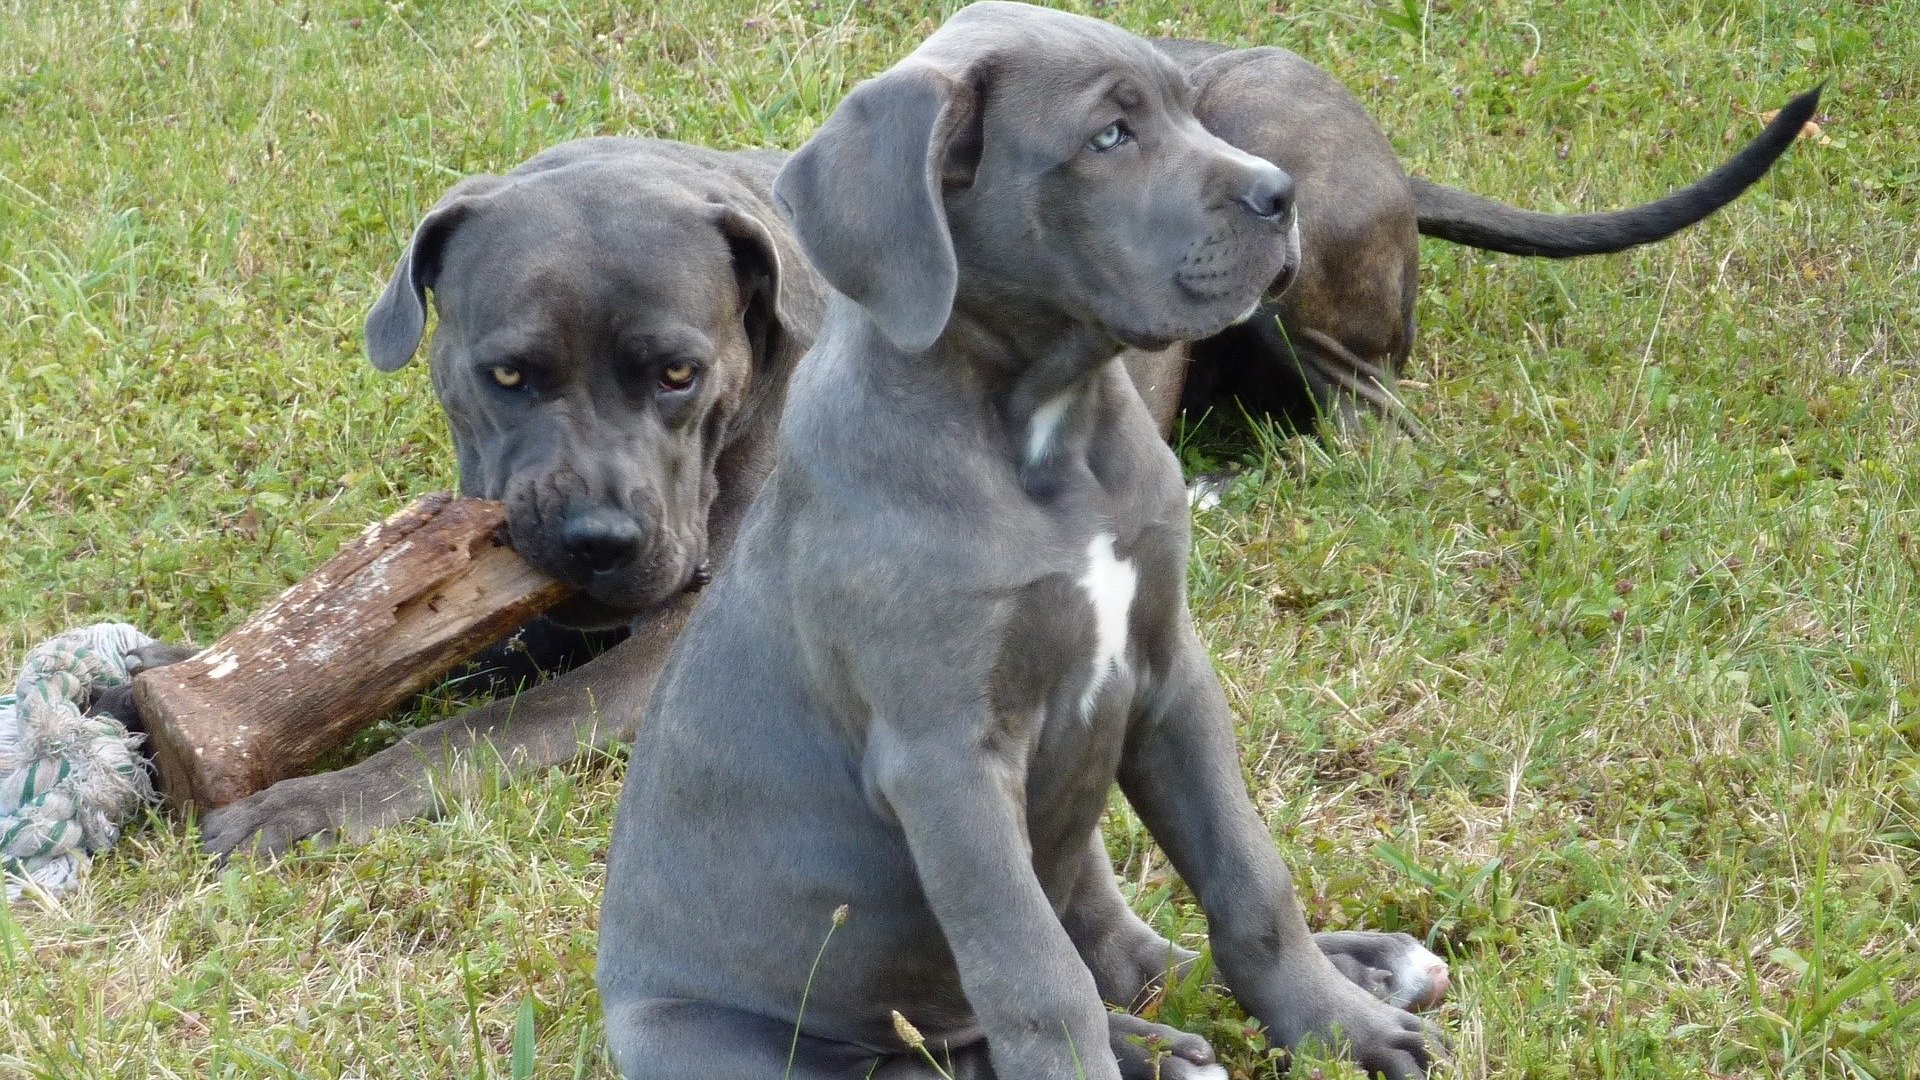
[2,622,158,902]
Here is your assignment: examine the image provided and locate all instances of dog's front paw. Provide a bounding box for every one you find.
[85,641,202,731]
[1316,930,1450,1012]
[1256,971,1438,1080]
[1333,995,1435,1080]
[1107,1012,1225,1080]
[199,773,362,858]
[129,641,204,672]
[1185,472,1234,512]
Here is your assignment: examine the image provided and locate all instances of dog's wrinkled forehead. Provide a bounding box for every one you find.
[913,1,1188,107]
[443,175,732,317]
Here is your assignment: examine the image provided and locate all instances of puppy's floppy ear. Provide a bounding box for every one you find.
[364,174,507,372]
[772,64,980,353]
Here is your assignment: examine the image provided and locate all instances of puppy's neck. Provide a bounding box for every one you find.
[936,305,1126,496]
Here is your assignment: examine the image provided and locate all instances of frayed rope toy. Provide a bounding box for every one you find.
[2,623,159,902]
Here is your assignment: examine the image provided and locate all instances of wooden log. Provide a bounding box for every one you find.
[133,493,575,811]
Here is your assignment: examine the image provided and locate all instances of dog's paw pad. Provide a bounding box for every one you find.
[1318,929,1452,1012]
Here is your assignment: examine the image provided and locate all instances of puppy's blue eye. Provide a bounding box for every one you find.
[1086,122,1130,152]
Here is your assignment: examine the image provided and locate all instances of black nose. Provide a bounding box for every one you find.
[562,510,643,575]
[1238,167,1296,222]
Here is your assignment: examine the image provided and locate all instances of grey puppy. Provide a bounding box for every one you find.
[598,4,1435,1078]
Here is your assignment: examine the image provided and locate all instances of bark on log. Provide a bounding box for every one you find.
[133,493,574,811]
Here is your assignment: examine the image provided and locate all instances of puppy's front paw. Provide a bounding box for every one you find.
[1297,980,1437,1080]
[1248,964,1439,1080]
[1107,1012,1223,1080]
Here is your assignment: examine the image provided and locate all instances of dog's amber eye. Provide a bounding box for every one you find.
[660,360,699,392]
[1086,122,1131,152]
[489,365,523,389]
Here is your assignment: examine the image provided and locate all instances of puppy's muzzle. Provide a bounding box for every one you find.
[1267,216,1303,300]
[1243,163,1303,300]
[1237,167,1296,224]
[1178,158,1300,306]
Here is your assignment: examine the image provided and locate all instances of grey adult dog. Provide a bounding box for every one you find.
[597,5,1440,1078]
[189,18,1818,865]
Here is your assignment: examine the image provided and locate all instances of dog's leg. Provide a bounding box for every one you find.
[1066,832,1451,1013]
[1067,866,1272,1075]
[1065,831,1202,1008]
[197,594,696,857]
[871,730,1123,1080]
[1120,624,1434,1079]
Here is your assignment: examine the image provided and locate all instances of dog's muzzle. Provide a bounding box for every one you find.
[1177,209,1300,307]
[1264,216,1303,302]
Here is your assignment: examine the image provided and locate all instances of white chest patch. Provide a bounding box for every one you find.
[1026,390,1075,469]
[1077,533,1138,714]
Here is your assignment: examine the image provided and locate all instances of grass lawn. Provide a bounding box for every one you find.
[2,0,1915,1076]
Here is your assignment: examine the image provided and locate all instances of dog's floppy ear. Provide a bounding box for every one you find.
[714,202,811,367]
[772,64,979,353]
[364,175,507,372]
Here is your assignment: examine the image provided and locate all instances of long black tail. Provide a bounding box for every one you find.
[1412,86,1821,258]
